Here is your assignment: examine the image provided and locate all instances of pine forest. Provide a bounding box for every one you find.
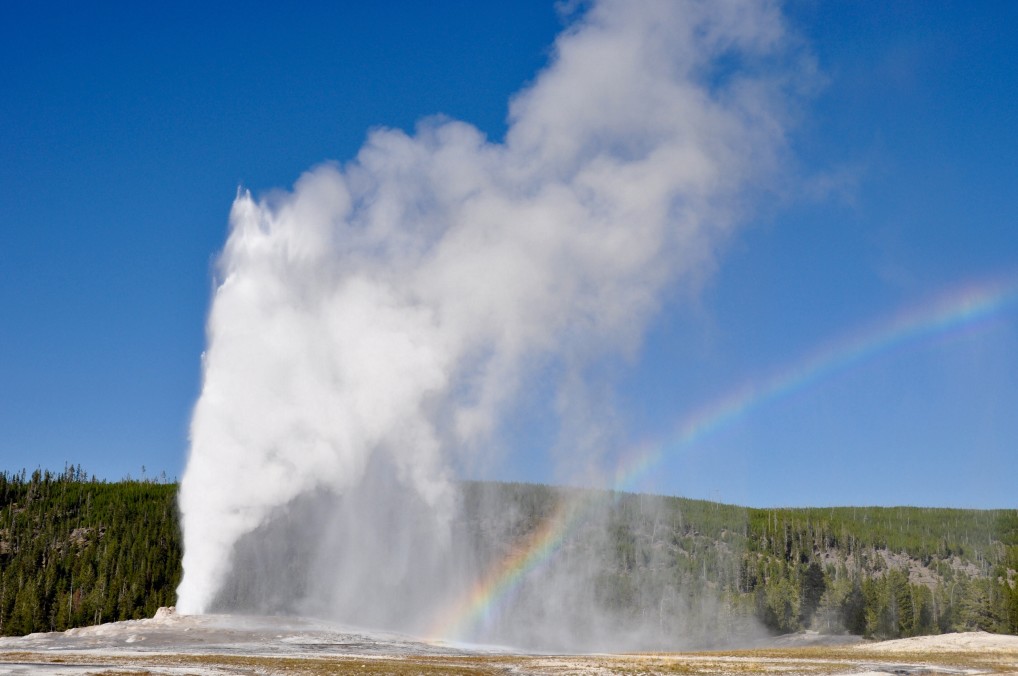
[1,469,1015,638]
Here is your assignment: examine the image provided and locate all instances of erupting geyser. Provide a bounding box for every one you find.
[177,0,804,647]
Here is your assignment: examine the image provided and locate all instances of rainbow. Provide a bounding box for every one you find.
[427,496,585,641]
[428,275,1018,642]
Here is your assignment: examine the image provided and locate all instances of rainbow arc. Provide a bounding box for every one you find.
[427,275,1018,642]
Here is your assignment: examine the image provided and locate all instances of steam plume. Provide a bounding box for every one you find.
[177,0,800,640]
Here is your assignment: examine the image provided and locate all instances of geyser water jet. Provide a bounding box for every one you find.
[177,0,805,647]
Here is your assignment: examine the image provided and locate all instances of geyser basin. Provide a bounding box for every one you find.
[0,609,478,658]
[2,613,1015,676]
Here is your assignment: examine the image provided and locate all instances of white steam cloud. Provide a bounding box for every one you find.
[177,0,800,636]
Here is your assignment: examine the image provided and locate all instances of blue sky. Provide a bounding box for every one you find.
[2,1,1015,507]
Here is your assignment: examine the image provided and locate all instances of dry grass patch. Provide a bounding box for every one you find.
[5,642,1018,676]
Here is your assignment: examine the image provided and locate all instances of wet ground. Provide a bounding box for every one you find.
[0,611,473,658]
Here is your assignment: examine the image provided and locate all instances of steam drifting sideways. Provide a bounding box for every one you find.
[178,0,805,649]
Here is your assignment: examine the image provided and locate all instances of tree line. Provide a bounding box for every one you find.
[0,470,1015,638]
[462,482,1018,640]
[0,467,180,635]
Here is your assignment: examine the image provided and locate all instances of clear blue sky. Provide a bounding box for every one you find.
[2,1,1015,507]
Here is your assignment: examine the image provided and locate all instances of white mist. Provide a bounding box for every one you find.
[177,0,803,646]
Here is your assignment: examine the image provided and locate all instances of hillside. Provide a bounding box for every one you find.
[456,482,1018,645]
[0,470,1015,638]
[0,468,180,635]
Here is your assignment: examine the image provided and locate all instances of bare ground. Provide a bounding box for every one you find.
[1,612,1016,675]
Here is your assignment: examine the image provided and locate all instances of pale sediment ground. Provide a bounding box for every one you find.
[1,609,1016,675]
[856,631,1018,653]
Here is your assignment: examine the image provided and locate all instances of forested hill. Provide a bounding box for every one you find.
[457,483,1018,642]
[0,468,179,635]
[0,470,1015,638]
